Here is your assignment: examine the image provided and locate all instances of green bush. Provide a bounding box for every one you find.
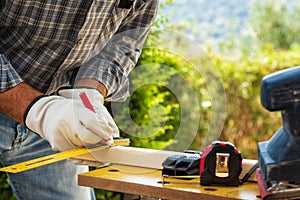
[113,46,213,151]
[250,0,300,50]
[114,42,300,159]
[212,45,300,158]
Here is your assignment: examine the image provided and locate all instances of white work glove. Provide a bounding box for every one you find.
[57,87,120,166]
[57,87,119,138]
[24,88,118,151]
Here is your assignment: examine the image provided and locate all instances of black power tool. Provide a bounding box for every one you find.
[258,66,300,199]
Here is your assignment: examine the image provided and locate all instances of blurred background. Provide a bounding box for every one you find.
[2,0,300,199]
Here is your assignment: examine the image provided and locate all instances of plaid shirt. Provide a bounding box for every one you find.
[0,0,158,101]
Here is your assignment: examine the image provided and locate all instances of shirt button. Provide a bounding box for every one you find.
[77,39,83,46]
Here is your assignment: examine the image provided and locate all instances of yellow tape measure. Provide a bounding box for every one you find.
[0,138,130,173]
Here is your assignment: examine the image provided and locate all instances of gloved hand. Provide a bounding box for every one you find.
[57,87,119,138]
[57,87,120,166]
[24,88,118,151]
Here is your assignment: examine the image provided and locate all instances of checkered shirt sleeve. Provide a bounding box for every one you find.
[0,54,24,91]
[0,0,158,101]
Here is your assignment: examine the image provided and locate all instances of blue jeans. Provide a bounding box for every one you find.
[0,112,95,200]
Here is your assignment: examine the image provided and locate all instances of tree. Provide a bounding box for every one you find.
[250,0,300,49]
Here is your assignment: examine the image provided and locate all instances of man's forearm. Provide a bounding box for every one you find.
[0,80,106,124]
[0,83,43,124]
[74,79,107,98]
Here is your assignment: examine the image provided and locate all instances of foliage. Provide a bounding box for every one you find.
[153,0,173,29]
[115,42,300,159]
[113,46,213,151]
[211,45,300,158]
[0,170,16,200]
[93,189,121,200]
[250,0,300,50]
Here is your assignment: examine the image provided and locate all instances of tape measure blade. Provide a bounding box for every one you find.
[0,148,87,173]
[0,147,106,173]
[0,138,129,173]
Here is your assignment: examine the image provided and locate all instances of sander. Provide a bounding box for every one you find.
[258,66,300,199]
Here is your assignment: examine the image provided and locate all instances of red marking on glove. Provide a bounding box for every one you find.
[79,92,96,113]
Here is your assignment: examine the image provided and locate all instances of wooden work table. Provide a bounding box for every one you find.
[78,164,261,200]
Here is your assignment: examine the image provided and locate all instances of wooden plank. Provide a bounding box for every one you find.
[75,146,258,181]
[75,146,185,169]
[78,164,260,200]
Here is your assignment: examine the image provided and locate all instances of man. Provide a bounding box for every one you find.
[0,0,158,199]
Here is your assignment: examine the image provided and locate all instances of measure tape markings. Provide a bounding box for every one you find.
[0,139,129,173]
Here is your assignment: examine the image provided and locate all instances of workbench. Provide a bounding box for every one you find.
[78,164,261,200]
